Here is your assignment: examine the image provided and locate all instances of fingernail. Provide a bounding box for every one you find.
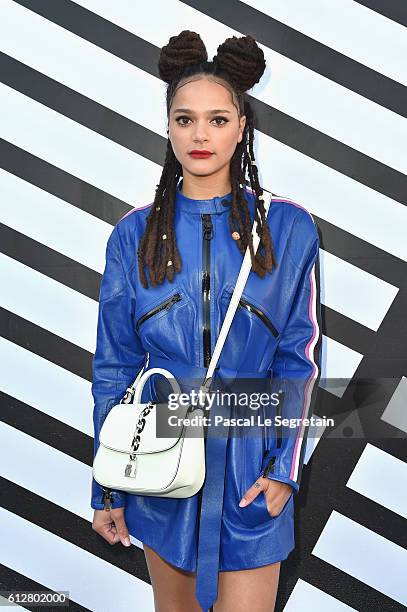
[124,537,131,547]
[239,498,248,507]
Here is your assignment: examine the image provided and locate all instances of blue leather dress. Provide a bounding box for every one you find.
[91,179,322,611]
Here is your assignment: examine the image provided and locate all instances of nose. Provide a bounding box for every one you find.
[192,120,209,143]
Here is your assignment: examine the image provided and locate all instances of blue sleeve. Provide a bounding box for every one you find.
[261,221,322,494]
[91,224,146,510]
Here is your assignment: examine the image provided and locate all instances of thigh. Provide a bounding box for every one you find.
[143,543,201,612]
[214,562,281,612]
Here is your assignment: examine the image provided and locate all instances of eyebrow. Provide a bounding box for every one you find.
[172,108,232,114]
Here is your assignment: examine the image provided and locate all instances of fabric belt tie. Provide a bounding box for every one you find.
[146,355,270,612]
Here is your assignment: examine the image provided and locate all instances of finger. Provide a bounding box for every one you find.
[112,511,131,547]
[100,522,117,544]
[263,481,293,517]
[239,477,266,507]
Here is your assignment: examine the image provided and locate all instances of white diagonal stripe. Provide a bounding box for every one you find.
[0,420,143,550]
[319,249,398,331]
[347,443,407,519]
[67,0,407,173]
[0,82,161,204]
[0,507,153,612]
[283,578,357,611]
[381,376,407,434]
[243,0,407,86]
[0,337,92,435]
[0,254,98,353]
[1,169,399,332]
[0,168,112,274]
[1,81,405,262]
[313,510,407,605]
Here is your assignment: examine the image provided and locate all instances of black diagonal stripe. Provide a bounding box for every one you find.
[1,390,92,465]
[0,223,101,300]
[15,0,407,118]
[0,52,164,165]
[2,138,405,295]
[354,0,407,28]
[315,216,407,289]
[0,138,132,225]
[323,307,376,356]
[336,487,407,549]
[0,308,92,382]
[0,478,151,584]
[0,563,89,611]
[278,436,407,611]
[181,0,407,119]
[289,553,405,612]
[254,101,406,206]
[0,222,384,358]
[1,51,405,210]
[372,438,407,462]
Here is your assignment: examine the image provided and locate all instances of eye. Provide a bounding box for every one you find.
[212,116,229,126]
[174,116,229,127]
[175,116,191,126]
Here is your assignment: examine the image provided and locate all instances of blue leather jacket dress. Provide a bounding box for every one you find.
[91,178,322,611]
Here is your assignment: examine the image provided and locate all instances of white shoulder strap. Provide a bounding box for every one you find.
[122,189,273,401]
[203,189,272,386]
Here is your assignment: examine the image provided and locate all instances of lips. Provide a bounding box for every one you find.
[189,151,213,158]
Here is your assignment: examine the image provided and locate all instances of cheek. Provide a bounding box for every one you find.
[216,133,239,158]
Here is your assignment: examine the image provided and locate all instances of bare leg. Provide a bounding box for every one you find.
[143,543,201,612]
[213,562,281,612]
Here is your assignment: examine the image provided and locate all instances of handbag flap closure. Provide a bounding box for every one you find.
[99,401,192,453]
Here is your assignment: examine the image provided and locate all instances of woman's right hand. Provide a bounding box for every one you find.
[92,508,131,547]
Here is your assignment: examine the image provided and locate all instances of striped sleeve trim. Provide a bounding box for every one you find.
[289,256,321,483]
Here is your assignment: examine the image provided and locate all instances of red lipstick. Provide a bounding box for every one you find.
[189,150,213,158]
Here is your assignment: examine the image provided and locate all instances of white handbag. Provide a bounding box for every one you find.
[92,190,272,505]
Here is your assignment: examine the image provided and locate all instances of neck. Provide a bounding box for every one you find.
[180,173,232,200]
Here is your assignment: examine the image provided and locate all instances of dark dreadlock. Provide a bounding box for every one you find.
[137,30,277,289]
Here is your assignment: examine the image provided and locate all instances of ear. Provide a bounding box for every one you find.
[238,115,246,143]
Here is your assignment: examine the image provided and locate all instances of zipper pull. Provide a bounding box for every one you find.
[102,488,113,511]
[262,456,276,478]
[202,214,213,240]
[166,294,181,309]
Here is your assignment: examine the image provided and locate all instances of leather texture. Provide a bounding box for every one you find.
[90,178,322,610]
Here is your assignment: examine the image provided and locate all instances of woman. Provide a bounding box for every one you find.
[91,31,322,612]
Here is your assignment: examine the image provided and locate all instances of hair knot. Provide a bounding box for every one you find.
[213,35,266,92]
[158,30,208,84]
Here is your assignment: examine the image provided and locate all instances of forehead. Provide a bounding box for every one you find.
[170,77,235,111]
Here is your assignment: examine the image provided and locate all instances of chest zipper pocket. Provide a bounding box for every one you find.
[136,293,182,332]
[238,297,279,338]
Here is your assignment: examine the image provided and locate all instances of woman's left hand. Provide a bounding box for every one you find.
[239,476,293,518]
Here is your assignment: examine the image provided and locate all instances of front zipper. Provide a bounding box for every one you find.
[102,487,113,511]
[238,297,279,338]
[201,214,213,367]
[135,293,182,332]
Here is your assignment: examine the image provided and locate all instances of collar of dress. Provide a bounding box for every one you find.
[175,178,235,215]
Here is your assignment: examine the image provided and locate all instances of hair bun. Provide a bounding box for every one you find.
[213,35,266,92]
[158,30,208,84]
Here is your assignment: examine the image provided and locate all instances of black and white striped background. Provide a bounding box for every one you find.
[0,1,406,610]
